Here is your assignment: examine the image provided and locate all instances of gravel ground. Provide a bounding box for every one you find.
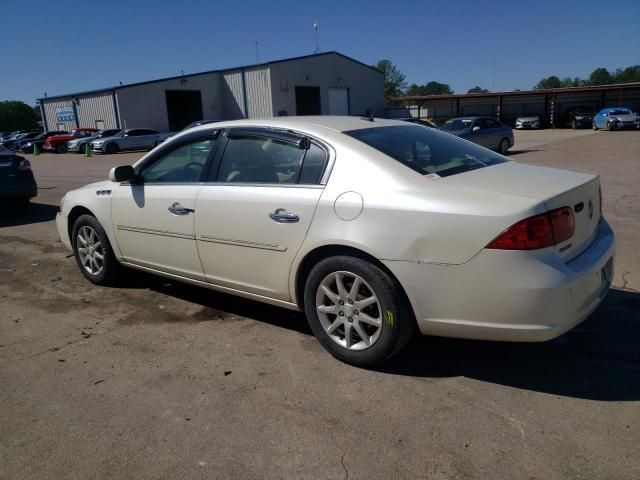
[1,130,639,480]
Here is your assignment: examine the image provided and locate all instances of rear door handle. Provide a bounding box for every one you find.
[168,202,194,215]
[269,208,299,223]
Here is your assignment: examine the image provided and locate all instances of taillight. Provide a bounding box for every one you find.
[18,159,32,171]
[487,206,575,250]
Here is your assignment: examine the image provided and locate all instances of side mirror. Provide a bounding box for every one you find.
[472,126,481,132]
[109,165,136,183]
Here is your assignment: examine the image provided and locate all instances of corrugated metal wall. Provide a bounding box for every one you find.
[76,91,118,129]
[244,67,272,118]
[42,98,77,132]
[221,71,245,119]
[116,72,222,131]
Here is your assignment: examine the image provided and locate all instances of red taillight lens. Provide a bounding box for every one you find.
[18,159,32,171]
[488,207,575,250]
[550,207,575,243]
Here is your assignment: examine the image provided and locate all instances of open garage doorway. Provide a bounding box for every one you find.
[295,86,321,115]
[166,90,203,131]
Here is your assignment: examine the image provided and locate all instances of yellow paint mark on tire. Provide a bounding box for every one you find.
[385,310,395,326]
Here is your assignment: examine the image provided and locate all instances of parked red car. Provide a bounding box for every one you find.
[44,128,99,153]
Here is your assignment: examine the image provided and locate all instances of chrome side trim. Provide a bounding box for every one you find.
[120,261,301,311]
[197,235,287,252]
[116,225,194,240]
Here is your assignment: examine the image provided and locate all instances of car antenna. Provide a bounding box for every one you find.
[361,110,376,122]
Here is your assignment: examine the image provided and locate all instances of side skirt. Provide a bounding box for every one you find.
[120,261,302,312]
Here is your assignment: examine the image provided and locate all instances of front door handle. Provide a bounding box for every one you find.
[269,208,299,223]
[168,202,194,215]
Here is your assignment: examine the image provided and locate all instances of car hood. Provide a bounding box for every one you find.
[516,117,539,122]
[91,136,120,143]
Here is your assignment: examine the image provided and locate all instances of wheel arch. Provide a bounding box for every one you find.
[293,244,414,314]
[67,205,96,243]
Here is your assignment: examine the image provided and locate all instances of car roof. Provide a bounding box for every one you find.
[185,116,408,137]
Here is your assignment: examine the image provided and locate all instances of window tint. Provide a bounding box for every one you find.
[345,125,508,178]
[486,119,501,128]
[299,143,328,184]
[440,119,473,131]
[140,137,218,183]
[474,119,488,129]
[216,135,305,184]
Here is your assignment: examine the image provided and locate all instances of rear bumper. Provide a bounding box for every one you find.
[384,219,615,342]
[0,175,38,200]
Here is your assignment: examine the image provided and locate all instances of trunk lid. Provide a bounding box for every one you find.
[0,154,18,179]
[440,162,601,261]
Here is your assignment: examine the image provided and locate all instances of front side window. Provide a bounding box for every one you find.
[140,137,218,183]
[345,125,509,178]
[216,135,306,184]
[440,119,473,131]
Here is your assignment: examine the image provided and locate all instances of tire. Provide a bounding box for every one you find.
[71,214,121,285]
[592,122,597,130]
[498,138,509,155]
[105,142,119,154]
[56,143,67,154]
[304,256,415,367]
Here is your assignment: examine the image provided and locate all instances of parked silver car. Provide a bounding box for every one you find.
[68,129,122,153]
[515,115,541,129]
[439,116,513,153]
[90,128,173,154]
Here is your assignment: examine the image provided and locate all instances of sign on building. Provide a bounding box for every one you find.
[56,106,75,123]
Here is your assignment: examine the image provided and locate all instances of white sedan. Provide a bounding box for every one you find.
[56,116,615,366]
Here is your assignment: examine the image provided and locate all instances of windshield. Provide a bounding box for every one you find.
[608,109,631,115]
[440,119,473,131]
[345,125,509,178]
[113,131,126,137]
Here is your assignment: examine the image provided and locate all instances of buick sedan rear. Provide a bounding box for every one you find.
[56,117,614,367]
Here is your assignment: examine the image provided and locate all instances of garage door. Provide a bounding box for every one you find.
[328,88,349,115]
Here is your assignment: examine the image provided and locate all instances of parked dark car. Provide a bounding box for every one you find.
[18,131,68,153]
[0,146,37,207]
[1,131,42,151]
[561,107,595,129]
[439,116,513,154]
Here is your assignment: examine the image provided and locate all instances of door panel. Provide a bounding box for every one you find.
[112,184,204,279]
[195,186,322,300]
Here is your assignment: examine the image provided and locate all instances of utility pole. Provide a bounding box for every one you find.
[313,21,320,54]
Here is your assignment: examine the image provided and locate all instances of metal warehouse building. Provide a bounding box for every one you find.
[390,82,640,126]
[38,51,383,132]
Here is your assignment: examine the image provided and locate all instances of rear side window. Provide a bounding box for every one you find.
[216,135,306,184]
[345,125,508,178]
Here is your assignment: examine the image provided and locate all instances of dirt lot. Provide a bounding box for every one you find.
[1,130,639,480]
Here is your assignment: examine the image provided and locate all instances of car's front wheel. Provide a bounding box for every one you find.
[304,256,415,367]
[56,143,67,154]
[105,142,119,154]
[72,214,121,285]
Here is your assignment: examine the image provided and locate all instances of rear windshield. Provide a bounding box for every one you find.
[345,125,508,178]
[608,109,631,115]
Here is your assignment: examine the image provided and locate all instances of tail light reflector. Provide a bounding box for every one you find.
[487,206,575,250]
[18,159,32,171]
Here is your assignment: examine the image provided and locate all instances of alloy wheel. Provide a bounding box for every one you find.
[315,271,383,351]
[76,226,105,275]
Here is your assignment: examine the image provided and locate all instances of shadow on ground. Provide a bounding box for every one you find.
[382,288,640,401]
[115,268,640,401]
[0,202,58,228]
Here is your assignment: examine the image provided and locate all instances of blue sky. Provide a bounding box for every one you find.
[1,0,638,104]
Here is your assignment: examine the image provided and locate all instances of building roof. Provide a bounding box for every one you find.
[393,82,640,103]
[38,51,382,102]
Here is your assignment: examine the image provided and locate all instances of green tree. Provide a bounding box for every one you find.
[375,59,407,104]
[0,101,41,132]
[405,81,453,96]
[589,67,613,85]
[612,65,640,83]
[534,76,563,89]
[467,86,489,93]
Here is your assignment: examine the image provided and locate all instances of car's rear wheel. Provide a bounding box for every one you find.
[56,143,67,154]
[105,142,119,154]
[498,138,509,155]
[304,256,415,367]
[72,214,121,285]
